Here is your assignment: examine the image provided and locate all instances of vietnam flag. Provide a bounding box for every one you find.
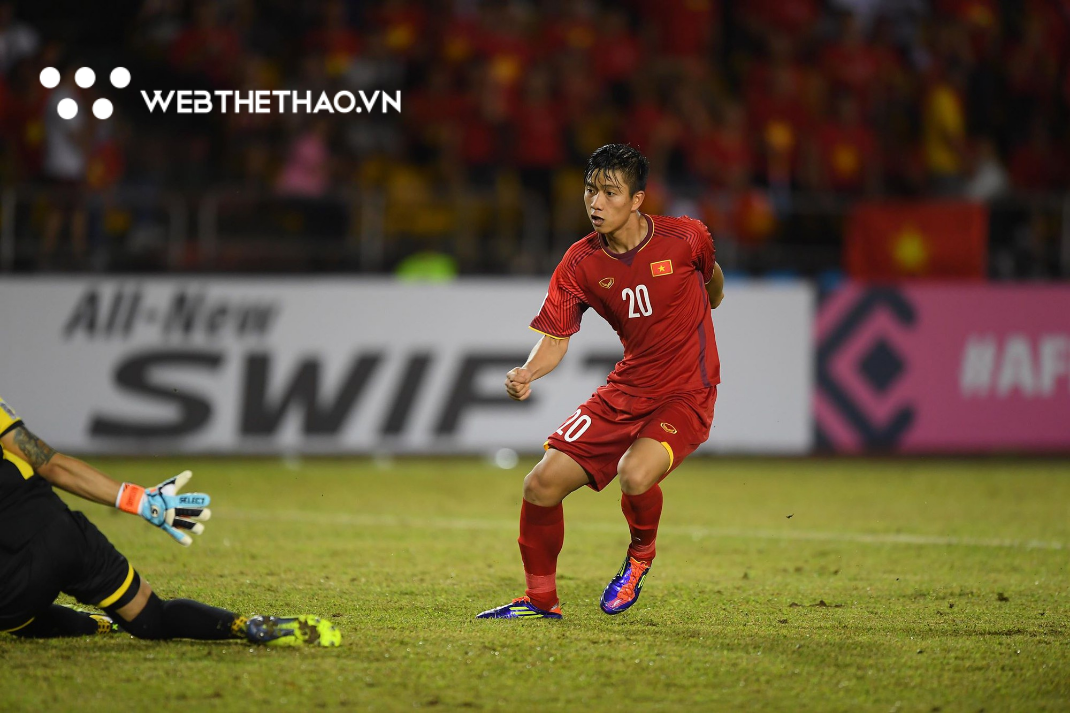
[845,201,988,280]
[650,259,673,276]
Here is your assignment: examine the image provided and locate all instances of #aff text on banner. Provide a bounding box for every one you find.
[816,284,1070,452]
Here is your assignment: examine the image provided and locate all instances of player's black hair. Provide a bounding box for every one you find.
[584,144,649,196]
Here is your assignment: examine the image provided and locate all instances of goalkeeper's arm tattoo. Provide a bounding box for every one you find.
[13,426,57,470]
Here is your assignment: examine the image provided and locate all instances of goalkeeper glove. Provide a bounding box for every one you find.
[115,470,212,546]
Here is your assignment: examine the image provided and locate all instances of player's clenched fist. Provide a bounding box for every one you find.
[505,367,533,401]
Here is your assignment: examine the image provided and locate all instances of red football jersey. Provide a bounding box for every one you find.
[530,214,720,396]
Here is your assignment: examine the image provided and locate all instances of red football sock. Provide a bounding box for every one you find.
[518,500,564,611]
[621,484,663,562]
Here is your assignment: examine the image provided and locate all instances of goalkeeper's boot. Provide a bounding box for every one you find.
[245,615,341,647]
[600,555,651,615]
[60,605,118,635]
[476,597,562,620]
[90,614,119,635]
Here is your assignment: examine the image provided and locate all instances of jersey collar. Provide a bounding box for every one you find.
[599,213,654,266]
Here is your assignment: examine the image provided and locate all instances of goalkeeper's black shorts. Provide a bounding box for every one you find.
[0,510,137,633]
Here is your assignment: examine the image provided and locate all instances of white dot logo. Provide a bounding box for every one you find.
[74,67,96,88]
[57,98,78,120]
[40,67,60,89]
[93,98,113,120]
[110,67,130,88]
[41,67,130,120]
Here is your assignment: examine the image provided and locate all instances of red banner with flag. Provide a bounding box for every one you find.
[845,201,988,279]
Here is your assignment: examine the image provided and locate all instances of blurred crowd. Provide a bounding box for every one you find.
[0,0,1067,274]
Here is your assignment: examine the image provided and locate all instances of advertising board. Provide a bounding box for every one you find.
[816,285,1070,452]
[0,278,814,455]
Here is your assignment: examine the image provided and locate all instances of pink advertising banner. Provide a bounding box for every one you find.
[815,285,1070,452]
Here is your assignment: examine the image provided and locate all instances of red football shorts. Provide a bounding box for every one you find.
[544,384,717,492]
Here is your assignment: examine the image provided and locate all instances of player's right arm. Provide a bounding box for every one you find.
[512,245,589,400]
[0,397,210,546]
[505,335,570,401]
[0,425,120,506]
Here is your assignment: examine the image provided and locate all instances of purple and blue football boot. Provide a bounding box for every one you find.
[476,596,562,619]
[600,555,652,614]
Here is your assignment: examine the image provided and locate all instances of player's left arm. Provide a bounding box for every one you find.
[706,261,724,309]
[683,217,723,309]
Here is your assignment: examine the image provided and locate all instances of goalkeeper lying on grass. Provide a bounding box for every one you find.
[0,395,339,647]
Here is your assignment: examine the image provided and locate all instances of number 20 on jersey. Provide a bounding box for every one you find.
[622,284,652,318]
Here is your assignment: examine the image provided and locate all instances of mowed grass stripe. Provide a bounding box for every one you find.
[228,508,1067,550]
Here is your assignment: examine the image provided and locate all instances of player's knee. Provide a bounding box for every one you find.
[112,591,167,640]
[523,466,562,506]
[619,471,655,496]
[522,468,550,505]
[617,459,659,496]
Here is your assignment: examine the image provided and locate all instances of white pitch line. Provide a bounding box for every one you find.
[228,509,1065,551]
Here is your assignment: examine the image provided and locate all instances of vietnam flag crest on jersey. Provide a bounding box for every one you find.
[650,259,673,276]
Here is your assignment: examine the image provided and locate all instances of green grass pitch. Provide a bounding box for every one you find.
[1,456,1068,712]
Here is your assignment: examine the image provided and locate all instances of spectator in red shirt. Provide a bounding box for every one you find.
[707,102,754,190]
[477,5,535,99]
[806,93,879,195]
[511,66,565,256]
[303,0,360,79]
[456,65,509,185]
[168,0,242,87]
[1006,10,1060,139]
[744,32,807,106]
[935,0,999,32]
[622,78,679,163]
[438,13,480,66]
[540,3,597,59]
[406,66,467,161]
[640,0,719,60]
[0,57,48,180]
[748,61,812,186]
[688,100,753,191]
[513,69,565,172]
[742,0,820,39]
[558,58,615,161]
[377,0,427,60]
[593,9,642,88]
[1009,119,1064,191]
[820,12,884,111]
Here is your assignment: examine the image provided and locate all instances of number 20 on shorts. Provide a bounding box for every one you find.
[556,409,592,442]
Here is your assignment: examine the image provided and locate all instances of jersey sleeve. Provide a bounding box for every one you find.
[0,396,24,437]
[682,217,716,283]
[530,259,588,339]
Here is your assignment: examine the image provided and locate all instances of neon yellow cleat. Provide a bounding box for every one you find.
[61,605,118,635]
[245,615,341,647]
[89,614,119,635]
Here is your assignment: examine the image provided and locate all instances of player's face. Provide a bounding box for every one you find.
[585,170,643,234]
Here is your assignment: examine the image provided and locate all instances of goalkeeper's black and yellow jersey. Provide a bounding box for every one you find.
[0,396,68,553]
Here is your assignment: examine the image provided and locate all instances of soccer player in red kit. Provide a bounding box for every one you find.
[477,144,724,619]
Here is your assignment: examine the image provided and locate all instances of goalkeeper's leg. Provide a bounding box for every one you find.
[106,574,245,641]
[109,575,340,646]
[9,605,116,638]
